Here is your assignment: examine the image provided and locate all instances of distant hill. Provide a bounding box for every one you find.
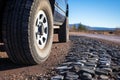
[69,23,116,31]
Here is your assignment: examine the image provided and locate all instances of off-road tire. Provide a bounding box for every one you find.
[2,0,53,64]
[58,17,69,42]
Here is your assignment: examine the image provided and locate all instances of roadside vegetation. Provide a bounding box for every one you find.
[69,23,120,36]
[70,23,88,32]
[114,28,120,35]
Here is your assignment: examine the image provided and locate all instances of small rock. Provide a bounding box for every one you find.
[65,72,79,80]
[99,65,110,68]
[55,66,72,70]
[51,75,64,80]
[99,60,111,66]
[112,66,120,72]
[99,54,111,58]
[99,57,110,61]
[95,68,109,75]
[84,66,96,70]
[88,53,94,56]
[77,60,86,63]
[87,59,98,63]
[79,68,95,77]
[92,53,99,56]
[73,61,84,66]
[102,68,112,72]
[62,62,73,66]
[88,58,98,61]
[83,52,93,56]
[85,62,97,67]
[66,56,77,62]
[81,72,92,80]
[99,75,109,80]
[89,48,96,52]
[72,65,81,72]
[59,71,68,75]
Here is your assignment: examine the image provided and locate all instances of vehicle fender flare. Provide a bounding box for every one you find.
[49,0,55,15]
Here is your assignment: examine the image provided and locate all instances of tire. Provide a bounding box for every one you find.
[2,0,53,64]
[58,17,69,42]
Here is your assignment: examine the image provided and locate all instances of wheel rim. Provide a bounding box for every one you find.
[34,10,48,49]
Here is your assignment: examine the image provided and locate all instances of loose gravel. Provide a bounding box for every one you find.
[1,35,120,80]
[50,36,120,80]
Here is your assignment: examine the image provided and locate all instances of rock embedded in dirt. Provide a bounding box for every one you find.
[55,66,73,72]
[71,65,81,72]
[85,62,97,67]
[99,75,109,80]
[72,61,84,66]
[62,62,73,66]
[51,75,64,80]
[95,68,109,75]
[65,72,79,80]
[102,68,112,73]
[82,72,92,80]
[49,36,120,79]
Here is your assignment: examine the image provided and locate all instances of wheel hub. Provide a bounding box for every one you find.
[34,10,48,49]
[38,22,44,35]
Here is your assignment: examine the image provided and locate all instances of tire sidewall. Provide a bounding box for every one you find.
[29,0,53,63]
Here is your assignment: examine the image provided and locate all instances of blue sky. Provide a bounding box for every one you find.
[68,0,120,28]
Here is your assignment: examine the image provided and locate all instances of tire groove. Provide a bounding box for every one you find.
[12,0,26,63]
[5,0,18,62]
[18,0,30,64]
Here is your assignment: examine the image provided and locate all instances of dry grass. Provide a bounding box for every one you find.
[69,28,120,36]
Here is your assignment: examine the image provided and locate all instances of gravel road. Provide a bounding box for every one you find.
[0,33,120,80]
[70,32,120,43]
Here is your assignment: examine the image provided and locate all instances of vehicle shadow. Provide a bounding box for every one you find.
[0,58,29,71]
[0,43,5,52]
[0,44,30,71]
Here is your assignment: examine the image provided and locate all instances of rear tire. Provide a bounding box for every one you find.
[2,0,53,64]
[58,18,69,42]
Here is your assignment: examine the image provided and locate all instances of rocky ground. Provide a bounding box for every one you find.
[49,36,120,80]
[0,35,120,80]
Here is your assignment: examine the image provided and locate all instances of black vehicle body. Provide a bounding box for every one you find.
[0,0,68,41]
[54,0,68,25]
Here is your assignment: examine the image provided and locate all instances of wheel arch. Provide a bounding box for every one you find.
[49,0,55,16]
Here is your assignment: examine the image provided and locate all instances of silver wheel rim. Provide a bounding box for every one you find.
[34,10,48,49]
